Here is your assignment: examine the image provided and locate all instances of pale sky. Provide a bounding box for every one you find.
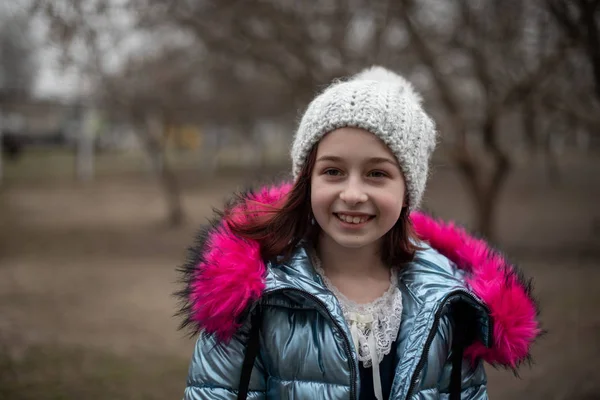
[35,44,80,99]
[24,1,142,100]
[0,1,72,98]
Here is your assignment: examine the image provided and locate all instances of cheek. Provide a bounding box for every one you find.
[311,193,329,209]
[311,184,340,222]
[377,192,404,216]
[310,184,328,214]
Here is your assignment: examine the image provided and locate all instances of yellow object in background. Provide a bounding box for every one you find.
[165,125,203,150]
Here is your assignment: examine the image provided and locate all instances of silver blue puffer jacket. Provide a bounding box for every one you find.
[176,184,540,400]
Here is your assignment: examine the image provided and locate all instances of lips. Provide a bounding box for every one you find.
[334,213,374,224]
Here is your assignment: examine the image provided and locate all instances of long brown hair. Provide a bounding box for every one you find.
[227,145,420,266]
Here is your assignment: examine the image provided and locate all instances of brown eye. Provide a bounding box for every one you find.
[324,169,342,176]
[368,170,388,178]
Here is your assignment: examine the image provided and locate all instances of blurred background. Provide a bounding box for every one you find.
[0,0,599,399]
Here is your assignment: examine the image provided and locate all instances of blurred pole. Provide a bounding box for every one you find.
[73,68,94,182]
[199,126,218,176]
[0,109,3,184]
[144,115,164,175]
[76,108,95,182]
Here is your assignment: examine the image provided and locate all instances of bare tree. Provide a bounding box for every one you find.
[133,0,580,238]
[30,0,399,225]
[31,0,190,226]
[393,0,570,238]
[133,0,407,105]
[547,0,600,102]
[0,11,36,102]
[0,9,37,182]
[543,0,600,150]
[30,0,594,237]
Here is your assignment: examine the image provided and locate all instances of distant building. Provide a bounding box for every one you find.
[1,99,141,152]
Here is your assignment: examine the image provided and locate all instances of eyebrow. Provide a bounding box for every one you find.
[316,155,398,166]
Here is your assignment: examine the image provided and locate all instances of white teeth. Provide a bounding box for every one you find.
[337,214,370,224]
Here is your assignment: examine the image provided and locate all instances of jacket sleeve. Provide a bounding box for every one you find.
[184,329,266,400]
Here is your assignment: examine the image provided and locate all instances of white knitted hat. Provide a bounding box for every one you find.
[291,66,437,209]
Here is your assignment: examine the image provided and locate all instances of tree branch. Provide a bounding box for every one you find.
[398,0,466,133]
[499,43,569,110]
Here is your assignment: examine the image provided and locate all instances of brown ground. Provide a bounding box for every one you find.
[0,153,599,399]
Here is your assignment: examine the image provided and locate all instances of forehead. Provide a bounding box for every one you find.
[316,127,397,162]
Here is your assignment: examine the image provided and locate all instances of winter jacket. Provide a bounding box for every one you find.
[176,183,540,399]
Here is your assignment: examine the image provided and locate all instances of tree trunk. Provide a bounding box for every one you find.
[481,118,511,240]
[581,1,600,103]
[542,133,561,186]
[454,122,511,241]
[474,167,508,241]
[157,161,184,226]
[76,108,95,182]
[456,158,510,241]
[0,109,3,185]
[136,113,185,227]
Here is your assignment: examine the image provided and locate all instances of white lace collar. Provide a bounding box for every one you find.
[310,252,403,368]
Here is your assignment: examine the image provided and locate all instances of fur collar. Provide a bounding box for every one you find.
[176,182,540,370]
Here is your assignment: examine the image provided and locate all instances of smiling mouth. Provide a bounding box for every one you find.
[334,213,375,225]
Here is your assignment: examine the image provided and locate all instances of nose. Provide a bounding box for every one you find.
[339,177,368,206]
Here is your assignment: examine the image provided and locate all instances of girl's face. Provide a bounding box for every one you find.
[310,127,406,251]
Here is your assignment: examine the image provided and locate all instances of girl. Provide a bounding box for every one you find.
[177,66,541,399]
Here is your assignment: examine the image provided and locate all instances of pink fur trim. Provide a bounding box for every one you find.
[187,183,539,367]
[411,211,541,368]
[188,184,291,341]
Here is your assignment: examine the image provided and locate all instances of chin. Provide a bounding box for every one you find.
[328,234,377,250]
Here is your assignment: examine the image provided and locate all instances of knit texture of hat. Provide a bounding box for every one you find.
[291,66,437,210]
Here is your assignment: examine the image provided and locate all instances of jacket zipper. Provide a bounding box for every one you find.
[403,288,490,399]
[265,288,358,400]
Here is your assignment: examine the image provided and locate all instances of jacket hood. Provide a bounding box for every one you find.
[176,182,541,370]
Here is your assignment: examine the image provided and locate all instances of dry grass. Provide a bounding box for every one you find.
[0,344,187,400]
